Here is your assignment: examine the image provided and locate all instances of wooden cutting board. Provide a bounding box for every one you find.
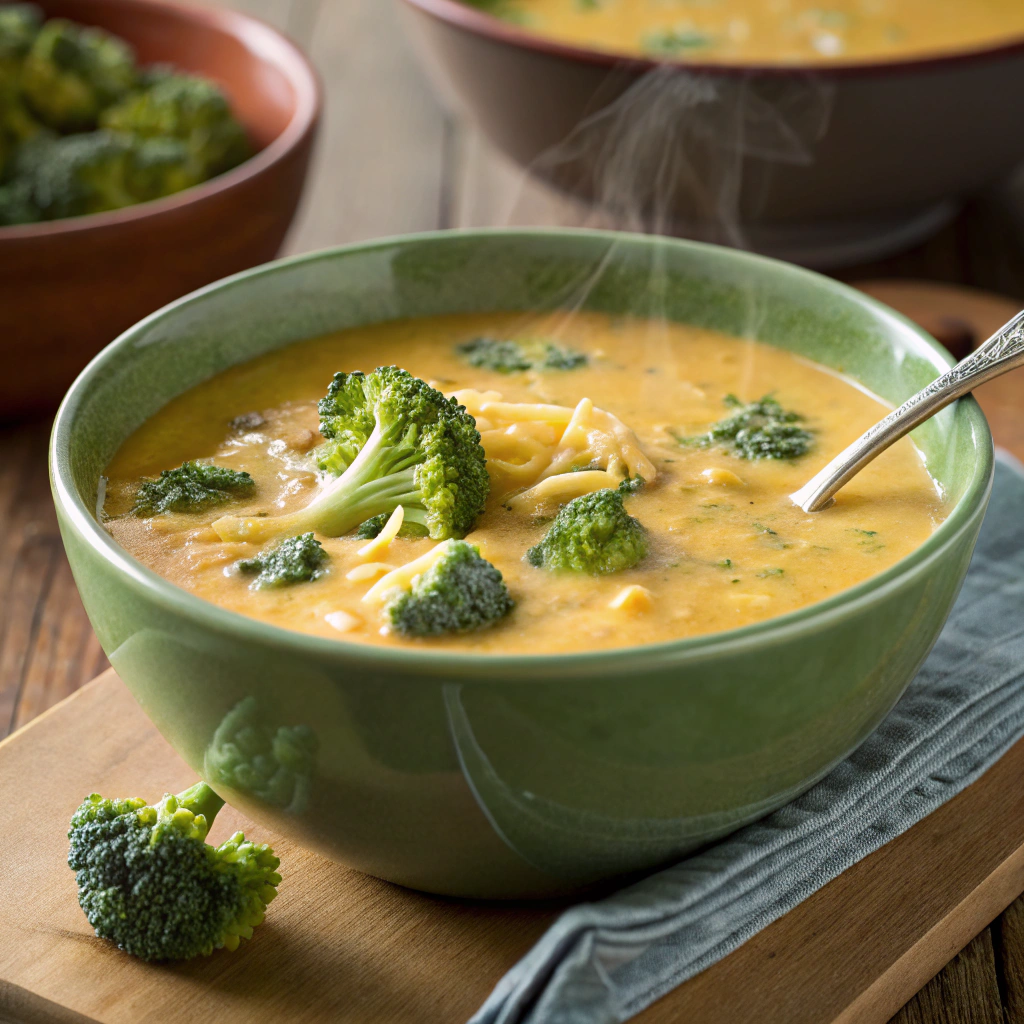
[3,282,1022,1024]
[3,668,1024,1024]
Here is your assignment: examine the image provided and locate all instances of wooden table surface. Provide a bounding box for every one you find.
[3,1,1024,1019]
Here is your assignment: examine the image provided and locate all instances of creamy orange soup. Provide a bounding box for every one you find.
[470,0,1024,65]
[103,312,946,654]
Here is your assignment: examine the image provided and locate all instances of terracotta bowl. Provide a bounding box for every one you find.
[399,0,1024,267]
[0,0,320,420]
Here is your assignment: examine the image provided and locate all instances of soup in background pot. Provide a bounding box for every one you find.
[464,0,1024,65]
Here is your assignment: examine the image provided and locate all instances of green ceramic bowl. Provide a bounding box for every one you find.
[51,229,993,899]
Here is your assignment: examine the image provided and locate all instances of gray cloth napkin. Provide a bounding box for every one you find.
[470,452,1024,1024]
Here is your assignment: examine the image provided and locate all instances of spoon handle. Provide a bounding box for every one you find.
[791,309,1024,513]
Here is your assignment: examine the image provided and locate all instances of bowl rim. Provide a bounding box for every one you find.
[399,0,1024,79]
[0,0,322,242]
[51,227,995,677]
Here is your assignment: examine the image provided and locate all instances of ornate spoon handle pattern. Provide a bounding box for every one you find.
[792,309,1024,513]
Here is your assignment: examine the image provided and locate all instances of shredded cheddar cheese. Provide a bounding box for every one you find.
[356,505,405,559]
[345,562,397,582]
[505,469,625,514]
[362,541,454,607]
[452,388,656,513]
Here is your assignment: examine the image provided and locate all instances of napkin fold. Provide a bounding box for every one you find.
[471,453,1024,1024]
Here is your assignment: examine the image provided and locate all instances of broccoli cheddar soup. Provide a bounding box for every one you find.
[103,312,946,655]
[470,0,1024,65]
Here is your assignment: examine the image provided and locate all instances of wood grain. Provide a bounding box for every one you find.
[997,892,1024,1020]
[0,421,108,739]
[0,673,557,1024]
[285,0,450,250]
[891,931,1004,1024]
[5,668,1024,1024]
[635,692,1024,1024]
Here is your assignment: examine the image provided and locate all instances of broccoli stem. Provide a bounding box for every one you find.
[175,781,225,823]
[214,417,429,543]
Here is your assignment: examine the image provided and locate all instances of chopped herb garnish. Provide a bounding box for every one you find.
[643,27,717,56]
[757,567,785,578]
[852,528,884,553]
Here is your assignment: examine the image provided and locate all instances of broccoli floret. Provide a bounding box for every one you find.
[677,395,813,460]
[213,367,490,544]
[205,697,318,814]
[382,540,514,637]
[0,3,41,47]
[457,338,530,373]
[0,83,44,145]
[237,533,328,589]
[540,343,588,371]
[355,512,429,539]
[313,366,380,475]
[18,130,137,219]
[0,8,45,162]
[527,489,649,575]
[0,175,38,223]
[0,3,41,78]
[618,473,645,495]
[136,60,176,88]
[133,460,255,516]
[125,133,203,201]
[21,18,136,132]
[101,74,251,179]
[67,782,281,961]
[456,336,588,374]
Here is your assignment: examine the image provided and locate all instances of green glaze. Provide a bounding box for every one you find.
[50,229,993,899]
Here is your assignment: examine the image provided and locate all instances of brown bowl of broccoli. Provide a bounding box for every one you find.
[0,0,321,419]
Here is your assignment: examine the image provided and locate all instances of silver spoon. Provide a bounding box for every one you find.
[791,308,1024,513]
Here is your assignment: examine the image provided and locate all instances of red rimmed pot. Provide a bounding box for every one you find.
[398,0,1024,268]
[0,0,321,419]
